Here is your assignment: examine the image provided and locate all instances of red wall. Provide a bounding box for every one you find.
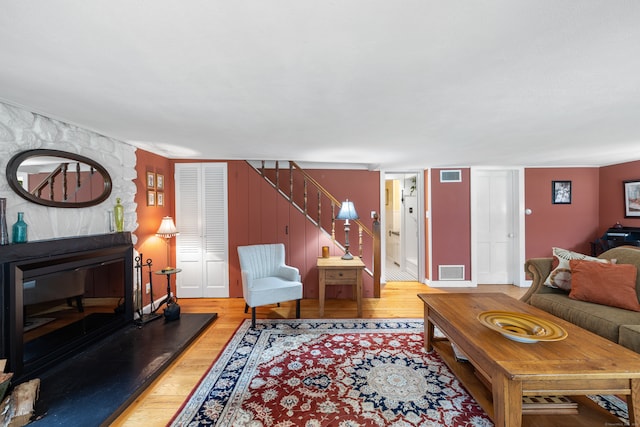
[133,155,635,294]
[599,160,640,233]
[428,167,602,282]
[430,168,471,280]
[134,149,175,306]
[524,168,600,259]
[135,150,640,296]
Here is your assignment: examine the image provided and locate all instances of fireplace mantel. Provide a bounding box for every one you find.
[0,233,134,381]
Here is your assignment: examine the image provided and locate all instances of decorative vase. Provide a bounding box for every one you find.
[114,198,124,232]
[108,210,114,232]
[0,198,8,245]
[12,212,27,244]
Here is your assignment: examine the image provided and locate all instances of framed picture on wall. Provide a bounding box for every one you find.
[147,190,156,206]
[146,171,155,189]
[156,174,164,190]
[624,180,640,217]
[157,192,164,207]
[552,180,571,204]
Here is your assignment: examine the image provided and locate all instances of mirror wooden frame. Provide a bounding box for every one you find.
[6,149,113,208]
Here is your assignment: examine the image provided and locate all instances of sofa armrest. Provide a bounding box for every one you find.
[520,257,553,304]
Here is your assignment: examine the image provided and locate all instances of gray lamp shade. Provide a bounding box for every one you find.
[336,200,359,220]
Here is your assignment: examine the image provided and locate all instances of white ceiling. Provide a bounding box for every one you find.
[1,1,640,170]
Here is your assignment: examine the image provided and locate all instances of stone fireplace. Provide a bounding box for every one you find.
[0,233,133,382]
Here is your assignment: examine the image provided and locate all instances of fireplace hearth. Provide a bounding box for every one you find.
[0,233,134,382]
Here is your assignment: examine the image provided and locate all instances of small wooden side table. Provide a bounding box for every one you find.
[317,256,365,317]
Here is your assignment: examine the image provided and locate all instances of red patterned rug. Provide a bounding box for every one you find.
[169,318,628,427]
[170,319,493,426]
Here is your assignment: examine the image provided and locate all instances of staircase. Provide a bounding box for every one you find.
[31,161,98,203]
[247,160,382,297]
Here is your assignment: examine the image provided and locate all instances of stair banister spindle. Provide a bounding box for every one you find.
[331,202,336,241]
[275,161,280,189]
[372,213,381,297]
[48,175,54,201]
[75,162,81,191]
[303,179,308,214]
[317,191,321,226]
[62,163,68,201]
[289,162,294,200]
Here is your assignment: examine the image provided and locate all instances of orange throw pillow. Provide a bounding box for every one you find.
[569,260,640,312]
[544,247,613,291]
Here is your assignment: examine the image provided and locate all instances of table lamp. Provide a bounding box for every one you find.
[156,216,179,270]
[336,199,359,260]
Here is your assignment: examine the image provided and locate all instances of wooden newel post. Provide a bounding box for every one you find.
[372,212,381,298]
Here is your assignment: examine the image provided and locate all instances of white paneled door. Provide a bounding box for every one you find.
[175,163,229,298]
[475,170,516,284]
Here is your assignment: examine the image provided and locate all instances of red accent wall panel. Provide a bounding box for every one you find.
[134,148,174,305]
[277,195,291,250]
[227,160,249,297]
[260,184,279,244]
[289,201,310,294]
[524,167,599,258]
[430,168,471,281]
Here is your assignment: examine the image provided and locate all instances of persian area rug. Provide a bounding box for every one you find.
[170,319,629,427]
[171,318,489,426]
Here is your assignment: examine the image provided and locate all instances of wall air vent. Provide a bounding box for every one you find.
[440,170,462,183]
[438,265,465,281]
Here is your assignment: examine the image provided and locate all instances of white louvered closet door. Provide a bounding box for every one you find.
[175,163,229,297]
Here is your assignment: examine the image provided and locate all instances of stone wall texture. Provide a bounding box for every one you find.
[0,101,138,243]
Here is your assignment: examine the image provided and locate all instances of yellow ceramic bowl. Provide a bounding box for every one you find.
[477,310,568,343]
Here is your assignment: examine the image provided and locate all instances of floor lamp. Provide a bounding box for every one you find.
[336,199,359,260]
[156,216,179,270]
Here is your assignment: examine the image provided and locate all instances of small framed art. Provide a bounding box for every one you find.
[147,190,156,206]
[146,171,155,189]
[624,180,640,217]
[156,174,164,190]
[157,192,164,207]
[552,181,571,204]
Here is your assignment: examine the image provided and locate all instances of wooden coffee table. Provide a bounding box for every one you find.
[419,292,640,427]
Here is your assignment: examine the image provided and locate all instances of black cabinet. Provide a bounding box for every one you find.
[592,227,640,256]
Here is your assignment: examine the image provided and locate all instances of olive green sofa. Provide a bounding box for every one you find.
[521,246,640,353]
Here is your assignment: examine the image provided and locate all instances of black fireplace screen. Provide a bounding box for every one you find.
[1,234,134,382]
[22,260,127,371]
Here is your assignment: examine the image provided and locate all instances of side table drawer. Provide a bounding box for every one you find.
[325,269,357,283]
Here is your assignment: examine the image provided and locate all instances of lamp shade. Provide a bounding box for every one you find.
[156,216,179,238]
[336,199,359,220]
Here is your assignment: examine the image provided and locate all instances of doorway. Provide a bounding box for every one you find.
[384,173,419,282]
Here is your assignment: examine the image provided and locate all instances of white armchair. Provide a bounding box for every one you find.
[237,243,303,327]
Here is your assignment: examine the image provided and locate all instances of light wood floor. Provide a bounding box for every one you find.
[111,283,528,426]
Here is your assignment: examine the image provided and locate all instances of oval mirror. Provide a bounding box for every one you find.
[6,149,112,208]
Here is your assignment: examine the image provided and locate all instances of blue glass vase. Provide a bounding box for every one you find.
[12,212,28,243]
